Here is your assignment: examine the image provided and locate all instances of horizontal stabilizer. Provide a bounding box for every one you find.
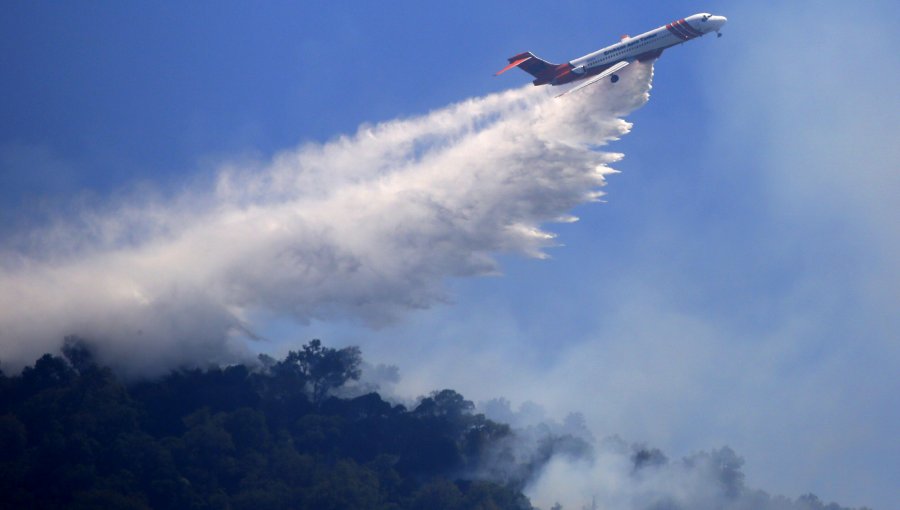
[495,56,533,76]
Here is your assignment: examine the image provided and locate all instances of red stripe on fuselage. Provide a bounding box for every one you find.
[677,19,703,37]
[672,20,694,41]
[666,23,689,40]
[672,20,695,39]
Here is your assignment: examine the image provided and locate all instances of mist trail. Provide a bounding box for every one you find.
[0,64,654,377]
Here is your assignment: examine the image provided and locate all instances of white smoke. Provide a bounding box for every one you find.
[0,64,654,377]
[478,397,866,510]
[526,441,867,510]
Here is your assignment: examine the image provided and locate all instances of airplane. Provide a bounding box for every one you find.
[495,13,727,97]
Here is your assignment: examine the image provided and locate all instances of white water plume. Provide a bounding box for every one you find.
[0,63,654,377]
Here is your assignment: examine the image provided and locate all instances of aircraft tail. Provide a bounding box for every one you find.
[495,52,565,86]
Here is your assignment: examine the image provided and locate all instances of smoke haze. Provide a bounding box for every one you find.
[525,440,865,510]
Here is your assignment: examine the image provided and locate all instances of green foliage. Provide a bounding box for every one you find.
[0,339,532,510]
[411,479,465,510]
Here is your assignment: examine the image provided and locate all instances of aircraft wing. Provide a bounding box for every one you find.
[556,60,631,98]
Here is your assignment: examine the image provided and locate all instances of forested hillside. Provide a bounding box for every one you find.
[0,338,536,510]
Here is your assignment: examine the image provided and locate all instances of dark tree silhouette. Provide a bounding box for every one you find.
[283,339,362,402]
[0,340,532,510]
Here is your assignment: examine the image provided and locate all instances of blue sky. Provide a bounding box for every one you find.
[2,1,898,508]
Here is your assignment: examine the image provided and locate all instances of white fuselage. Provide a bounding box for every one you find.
[570,13,726,72]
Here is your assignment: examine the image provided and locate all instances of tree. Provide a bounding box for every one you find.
[410,479,464,510]
[284,339,362,403]
[414,390,474,419]
[19,353,75,395]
